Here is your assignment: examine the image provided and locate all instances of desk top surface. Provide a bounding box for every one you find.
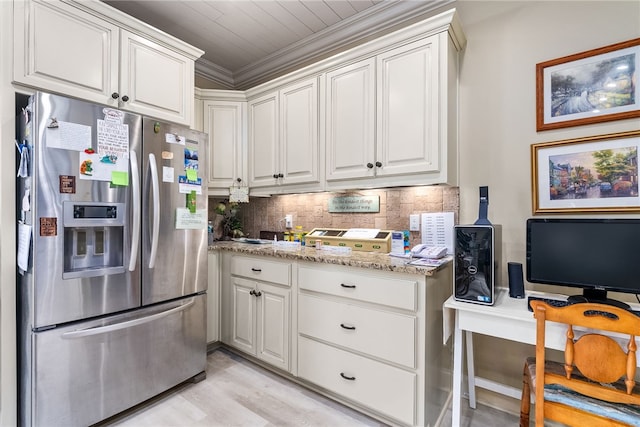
[444,288,640,320]
[443,288,640,351]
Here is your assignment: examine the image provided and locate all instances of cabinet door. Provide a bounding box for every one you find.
[376,36,440,177]
[279,77,319,185]
[207,252,219,343]
[326,58,376,181]
[203,100,246,191]
[256,283,290,371]
[119,30,194,125]
[230,277,257,355]
[13,0,119,105]
[248,92,279,187]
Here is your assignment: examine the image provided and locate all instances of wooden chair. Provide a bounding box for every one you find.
[520,301,640,426]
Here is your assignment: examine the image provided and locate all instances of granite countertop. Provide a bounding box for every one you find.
[209,241,451,276]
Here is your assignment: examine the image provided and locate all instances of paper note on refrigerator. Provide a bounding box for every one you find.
[166,133,185,145]
[46,121,91,151]
[97,119,129,159]
[175,208,207,229]
[163,166,174,183]
[17,222,32,273]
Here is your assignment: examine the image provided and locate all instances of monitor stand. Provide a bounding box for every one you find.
[567,289,630,310]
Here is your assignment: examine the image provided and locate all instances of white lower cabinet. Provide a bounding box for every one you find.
[298,336,417,426]
[207,251,219,344]
[298,293,416,369]
[221,253,291,372]
[297,262,453,427]
[219,252,453,426]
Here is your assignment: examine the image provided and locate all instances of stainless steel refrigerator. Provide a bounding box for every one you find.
[16,92,208,426]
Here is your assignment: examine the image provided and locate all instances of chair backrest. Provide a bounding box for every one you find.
[530,301,640,412]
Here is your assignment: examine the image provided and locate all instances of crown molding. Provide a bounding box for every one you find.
[195,58,235,89]
[194,0,455,90]
[67,0,204,60]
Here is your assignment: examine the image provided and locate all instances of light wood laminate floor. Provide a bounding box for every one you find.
[101,347,520,427]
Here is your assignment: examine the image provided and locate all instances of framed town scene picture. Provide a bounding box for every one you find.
[536,38,640,131]
[531,130,640,214]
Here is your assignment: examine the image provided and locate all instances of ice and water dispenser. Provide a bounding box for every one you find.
[63,202,126,278]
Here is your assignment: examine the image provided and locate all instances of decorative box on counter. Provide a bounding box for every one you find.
[305,228,392,253]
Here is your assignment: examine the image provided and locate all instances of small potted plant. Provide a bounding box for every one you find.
[214,201,244,239]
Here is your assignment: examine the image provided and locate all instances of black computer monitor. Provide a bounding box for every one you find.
[526,218,640,309]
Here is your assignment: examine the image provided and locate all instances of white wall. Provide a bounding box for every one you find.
[0,1,18,425]
[456,0,640,411]
[0,1,638,423]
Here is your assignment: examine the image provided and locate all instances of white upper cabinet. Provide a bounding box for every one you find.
[118,30,195,125]
[323,10,464,191]
[325,58,376,181]
[325,31,458,190]
[376,37,440,177]
[248,77,320,193]
[198,8,464,195]
[13,0,119,101]
[201,92,247,194]
[13,0,201,125]
[248,92,279,187]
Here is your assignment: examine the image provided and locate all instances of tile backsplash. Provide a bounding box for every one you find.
[210,186,459,247]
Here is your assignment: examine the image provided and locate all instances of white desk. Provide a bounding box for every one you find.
[443,288,640,427]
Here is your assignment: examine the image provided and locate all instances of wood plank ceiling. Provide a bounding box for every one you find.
[102,0,453,89]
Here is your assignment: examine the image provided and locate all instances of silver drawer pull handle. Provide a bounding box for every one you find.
[340,372,356,381]
[62,299,195,339]
[340,283,356,289]
[340,323,356,330]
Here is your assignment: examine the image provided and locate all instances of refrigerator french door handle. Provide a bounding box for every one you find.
[148,153,160,269]
[128,150,140,271]
[61,298,195,339]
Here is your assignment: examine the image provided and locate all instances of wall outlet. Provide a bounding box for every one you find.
[409,214,420,231]
[285,214,293,229]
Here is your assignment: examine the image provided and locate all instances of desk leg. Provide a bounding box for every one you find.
[466,331,477,409]
[452,321,463,427]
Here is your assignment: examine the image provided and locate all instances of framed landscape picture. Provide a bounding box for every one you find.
[536,38,640,131]
[531,130,640,214]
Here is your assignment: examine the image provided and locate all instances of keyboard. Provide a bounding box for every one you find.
[527,295,640,317]
[527,295,569,311]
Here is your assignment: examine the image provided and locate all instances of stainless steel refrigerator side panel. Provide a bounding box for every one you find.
[26,294,206,427]
[141,119,208,305]
[27,93,142,328]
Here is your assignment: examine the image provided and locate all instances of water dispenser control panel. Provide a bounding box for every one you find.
[73,205,118,219]
[62,202,126,279]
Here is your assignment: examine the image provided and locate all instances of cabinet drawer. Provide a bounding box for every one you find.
[299,294,416,368]
[231,256,291,286]
[298,265,417,311]
[298,336,416,426]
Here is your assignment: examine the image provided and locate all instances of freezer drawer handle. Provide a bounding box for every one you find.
[148,153,160,268]
[129,150,140,271]
[61,299,195,339]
